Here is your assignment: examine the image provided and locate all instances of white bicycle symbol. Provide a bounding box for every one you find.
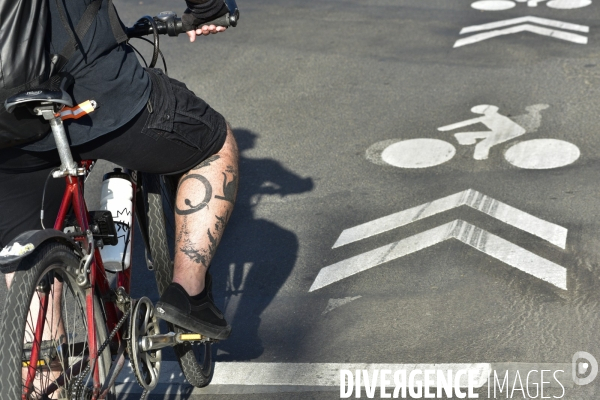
[472,0,592,10]
[367,104,581,170]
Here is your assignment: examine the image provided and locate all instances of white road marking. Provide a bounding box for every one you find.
[366,139,404,166]
[504,139,581,169]
[114,362,573,395]
[381,139,456,168]
[333,189,567,249]
[524,0,548,6]
[472,0,517,10]
[438,105,526,160]
[510,104,549,133]
[547,0,592,8]
[116,361,491,388]
[459,16,589,34]
[311,220,567,292]
[368,104,579,170]
[455,23,588,47]
[322,296,362,315]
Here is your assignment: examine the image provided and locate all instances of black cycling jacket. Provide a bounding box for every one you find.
[20,0,223,151]
[22,0,149,151]
[22,0,226,152]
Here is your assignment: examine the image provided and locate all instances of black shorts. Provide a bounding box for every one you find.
[0,68,227,247]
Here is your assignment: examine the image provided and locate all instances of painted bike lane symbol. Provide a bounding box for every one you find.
[438,104,527,160]
[367,104,581,170]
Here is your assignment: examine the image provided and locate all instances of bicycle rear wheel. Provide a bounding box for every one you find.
[144,172,213,388]
[0,242,113,399]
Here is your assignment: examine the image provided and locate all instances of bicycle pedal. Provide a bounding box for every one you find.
[179,333,205,341]
[179,333,219,344]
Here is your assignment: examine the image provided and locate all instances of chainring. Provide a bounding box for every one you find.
[128,297,162,391]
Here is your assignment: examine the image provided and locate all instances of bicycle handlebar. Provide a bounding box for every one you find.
[126,9,239,39]
[125,2,239,75]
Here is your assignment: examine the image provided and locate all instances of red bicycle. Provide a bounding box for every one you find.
[0,8,238,400]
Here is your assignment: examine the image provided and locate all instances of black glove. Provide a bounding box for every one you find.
[182,0,229,31]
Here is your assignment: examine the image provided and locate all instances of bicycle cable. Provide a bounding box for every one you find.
[129,36,168,74]
[126,15,169,73]
[130,43,149,68]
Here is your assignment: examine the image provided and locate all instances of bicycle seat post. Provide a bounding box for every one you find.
[35,104,79,177]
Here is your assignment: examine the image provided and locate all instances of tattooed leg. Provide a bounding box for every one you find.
[172,125,239,296]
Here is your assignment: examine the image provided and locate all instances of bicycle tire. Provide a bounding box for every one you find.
[144,173,213,388]
[0,242,114,399]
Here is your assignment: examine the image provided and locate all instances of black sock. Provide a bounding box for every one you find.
[189,286,208,305]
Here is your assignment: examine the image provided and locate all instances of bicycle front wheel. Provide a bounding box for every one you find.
[144,173,213,388]
[0,242,113,399]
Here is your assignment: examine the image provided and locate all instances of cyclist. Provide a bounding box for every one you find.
[0,0,237,340]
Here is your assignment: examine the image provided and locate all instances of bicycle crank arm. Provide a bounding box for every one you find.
[139,332,211,352]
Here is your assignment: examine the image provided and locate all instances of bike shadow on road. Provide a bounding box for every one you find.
[210,128,314,361]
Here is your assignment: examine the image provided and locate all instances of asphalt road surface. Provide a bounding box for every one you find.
[6,0,600,398]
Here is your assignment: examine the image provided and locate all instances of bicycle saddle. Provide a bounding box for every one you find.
[4,73,74,113]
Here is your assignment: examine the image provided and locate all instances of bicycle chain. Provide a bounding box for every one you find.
[70,304,131,400]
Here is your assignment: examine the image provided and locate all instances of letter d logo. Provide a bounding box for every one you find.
[572,351,598,385]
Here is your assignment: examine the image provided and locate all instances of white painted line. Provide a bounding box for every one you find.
[312,220,567,292]
[116,382,339,395]
[459,16,589,34]
[504,139,580,169]
[116,361,491,388]
[381,139,456,168]
[455,24,588,48]
[114,362,574,395]
[472,0,517,10]
[333,189,567,249]
[547,0,592,9]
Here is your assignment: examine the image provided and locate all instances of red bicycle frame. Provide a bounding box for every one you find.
[23,159,136,398]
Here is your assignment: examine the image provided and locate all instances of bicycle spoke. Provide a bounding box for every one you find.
[15,261,105,399]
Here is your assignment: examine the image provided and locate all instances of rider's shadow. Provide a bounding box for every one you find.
[210,128,314,361]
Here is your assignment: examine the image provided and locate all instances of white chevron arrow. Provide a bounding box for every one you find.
[454,16,589,48]
[334,189,567,249]
[460,16,589,35]
[310,191,568,292]
[310,220,567,292]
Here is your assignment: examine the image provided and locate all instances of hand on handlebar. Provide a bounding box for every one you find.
[126,6,237,41]
[182,2,231,42]
[186,24,227,42]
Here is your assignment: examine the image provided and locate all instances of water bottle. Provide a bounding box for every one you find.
[99,168,133,271]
